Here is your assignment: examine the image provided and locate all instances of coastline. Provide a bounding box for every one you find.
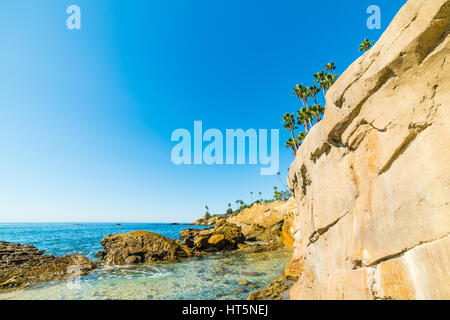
[0,200,296,300]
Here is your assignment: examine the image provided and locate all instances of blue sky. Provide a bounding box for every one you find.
[0,0,407,222]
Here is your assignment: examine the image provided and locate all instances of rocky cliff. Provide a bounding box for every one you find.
[286,0,449,299]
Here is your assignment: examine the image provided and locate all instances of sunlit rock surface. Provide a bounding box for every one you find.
[287,0,450,300]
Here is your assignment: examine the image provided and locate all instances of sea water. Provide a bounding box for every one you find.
[0,223,291,300]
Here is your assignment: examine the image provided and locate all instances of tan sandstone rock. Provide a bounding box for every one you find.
[227,198,297,247]
[287,0,450,300]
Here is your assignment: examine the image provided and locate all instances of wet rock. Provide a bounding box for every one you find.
[0,241,99,291]
[180,221,245,253]
[179,228,201,241]
[193,235,210,250]
[96,231,193,266]
[247,274,299,300]
[238,279,251,286]
[208,234,226,249]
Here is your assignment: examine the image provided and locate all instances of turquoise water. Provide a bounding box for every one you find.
[0,223,291,300]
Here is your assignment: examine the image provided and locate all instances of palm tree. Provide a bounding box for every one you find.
[308,85,320,105]
[250,192,254,202]
[277,171,288,189]
[324,74,337,90]
[311,104,325,122]
[302,85,311,108]
[282,113,299,152]
[285,138,297,156]
[360,38,374,52]
[325,62,336,76]
[295,108,311,133]
[294,84,312,110]
[297,132,307,145]
[314,71,327,98]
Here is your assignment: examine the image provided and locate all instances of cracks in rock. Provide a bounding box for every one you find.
[378,121,431,175]
[329,67,396,143]
[307,210,350,246]
[365,232,450,267]
[348,163,360,199]
[300,165,311,196]
[416,6,450,66]
[310,143,331,163]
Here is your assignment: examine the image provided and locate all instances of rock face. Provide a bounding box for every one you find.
[227,198,297,248]
[287,0,450,299]
[0,241,99,290]
[96,231,193,266]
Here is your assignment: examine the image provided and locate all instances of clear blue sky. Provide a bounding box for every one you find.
[0,0,406,222]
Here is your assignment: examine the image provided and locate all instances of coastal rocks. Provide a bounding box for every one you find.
[0,241,99,291]
[193,216,224,226]
[96,231,193,266]
[247,274,299,300]
[286,0,450,299]
[180,221,245,252]
[179,228,202,241]
[227,198,297,248]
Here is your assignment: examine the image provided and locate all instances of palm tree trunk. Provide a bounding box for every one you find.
[303,120,309,133]
[289,127,298,152]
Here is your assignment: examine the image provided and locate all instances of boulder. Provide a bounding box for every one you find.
[96,231,192,266]
[193,235,210,250]
[179,228,201,241]
[208,234,226,249]
[180,221,245,252]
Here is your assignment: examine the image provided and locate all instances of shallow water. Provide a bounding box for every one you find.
[0,223,291,300]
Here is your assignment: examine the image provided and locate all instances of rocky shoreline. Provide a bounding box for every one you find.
[0,241,99,291]
[0,199,297,299]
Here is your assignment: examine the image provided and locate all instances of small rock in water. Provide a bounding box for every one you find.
[236,287,248,293]
[238,279,251,286]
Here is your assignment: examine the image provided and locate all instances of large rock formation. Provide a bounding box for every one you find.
[0,242,99,291]
[286,0,449,299]
[180,221,245,252]
[97,231,193,266]
[227,198,297,248]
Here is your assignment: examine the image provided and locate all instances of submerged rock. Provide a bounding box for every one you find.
[0,241,99,291]
[96,231,193,266]
[247,274,299,300]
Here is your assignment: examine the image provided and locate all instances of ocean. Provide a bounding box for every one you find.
[0,223,291,300]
